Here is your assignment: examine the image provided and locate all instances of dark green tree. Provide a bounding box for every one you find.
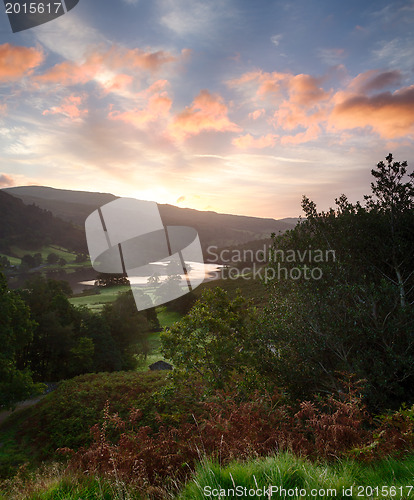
[102,290,152,370]
[0,272,43,409]
[161,288,260,388]
[261,154,414,410]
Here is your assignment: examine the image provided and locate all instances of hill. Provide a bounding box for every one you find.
[3,186,296,249]
[0,190,86,254]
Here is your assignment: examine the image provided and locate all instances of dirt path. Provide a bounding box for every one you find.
[0,396,45,427]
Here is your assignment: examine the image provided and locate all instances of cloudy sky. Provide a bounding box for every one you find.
[0,0,413,218]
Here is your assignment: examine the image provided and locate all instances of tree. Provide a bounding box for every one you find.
[102,291,152,370]
[365,153,414,308]
[261,154,414,410]
[21,254,36,269]
[18,277,78,380]
[95,273,130,287]
[0,256,10,269]
[47,252,59,265]
[0,272,43,409]
[161,288,260,388]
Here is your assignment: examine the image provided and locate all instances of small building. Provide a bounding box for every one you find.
[149,360,173,371]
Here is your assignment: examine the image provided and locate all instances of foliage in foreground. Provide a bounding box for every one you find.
[261,154,414,411]
[0,371,167,477]
[65,377,414,493]
[180,452,414,499]
[3,452,414,500]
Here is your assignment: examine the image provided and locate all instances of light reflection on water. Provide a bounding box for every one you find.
[79,262,223,287]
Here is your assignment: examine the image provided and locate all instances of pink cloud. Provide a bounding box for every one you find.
[35,46,179,88]
[0,173,15,187]
[248,108,265,120]
[0,43,43,82]
[231,65,414,143]
[36,60,96,85]
[280,124,322,144]
[169,90,241,141]
[100,73,134,94]
[109,91,172,128]
[346,69,402,93]
[232,133,278,149]
[43,95,88,120]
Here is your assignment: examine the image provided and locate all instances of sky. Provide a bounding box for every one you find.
[0,0,413,218]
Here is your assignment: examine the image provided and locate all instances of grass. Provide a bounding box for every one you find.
[156,307,182,328]
[136,307,182,371]
[9,245,77,261]
[2,451,414,499]
[0,253,21,266]
[68,286,131,311]
[179,452,414,499]
[0,464,146,500]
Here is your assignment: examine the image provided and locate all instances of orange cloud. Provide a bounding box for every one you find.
[109,91,172,128]
[288,74,330,106]
[248,108,265,120]
[330,85,414,139]
[280,124,322,144]
[100,46,177,72]
[36,46,179,88]
[228,70,289,98]
[36,60,96,85]
[232,133,278,149]
[43,95,88,120]
[170,90,241,140]
[0,43,43,82]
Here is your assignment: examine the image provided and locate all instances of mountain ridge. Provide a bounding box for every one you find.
[2,186,298,250]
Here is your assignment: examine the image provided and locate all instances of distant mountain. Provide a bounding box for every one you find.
[0,190,86,254]
[3,186,117,226]
[3,186,297,250]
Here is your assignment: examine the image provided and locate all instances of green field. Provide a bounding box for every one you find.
[10,245,77,261]
[69,286,131,311]
[0,253,20,266]
[1,245,92,276]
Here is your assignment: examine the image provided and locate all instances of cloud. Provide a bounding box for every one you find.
[0,173,15,187]
[0,43,43,82]
[35,46,178,87]
[373,37,414,70]
[271,34,283,46]
[43,95,88,120]
[346,69,402,93]
[34,14,105,62]
[169,90,241,140]
[330,85,414,139]
[109,91,172,128]
[248,109,265,120]
[159,0,234,38]
[280,124,322,144]
[229,64,414,143]
[232,133,278,149]
[287,74,330,106]
[228,70,289,98]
